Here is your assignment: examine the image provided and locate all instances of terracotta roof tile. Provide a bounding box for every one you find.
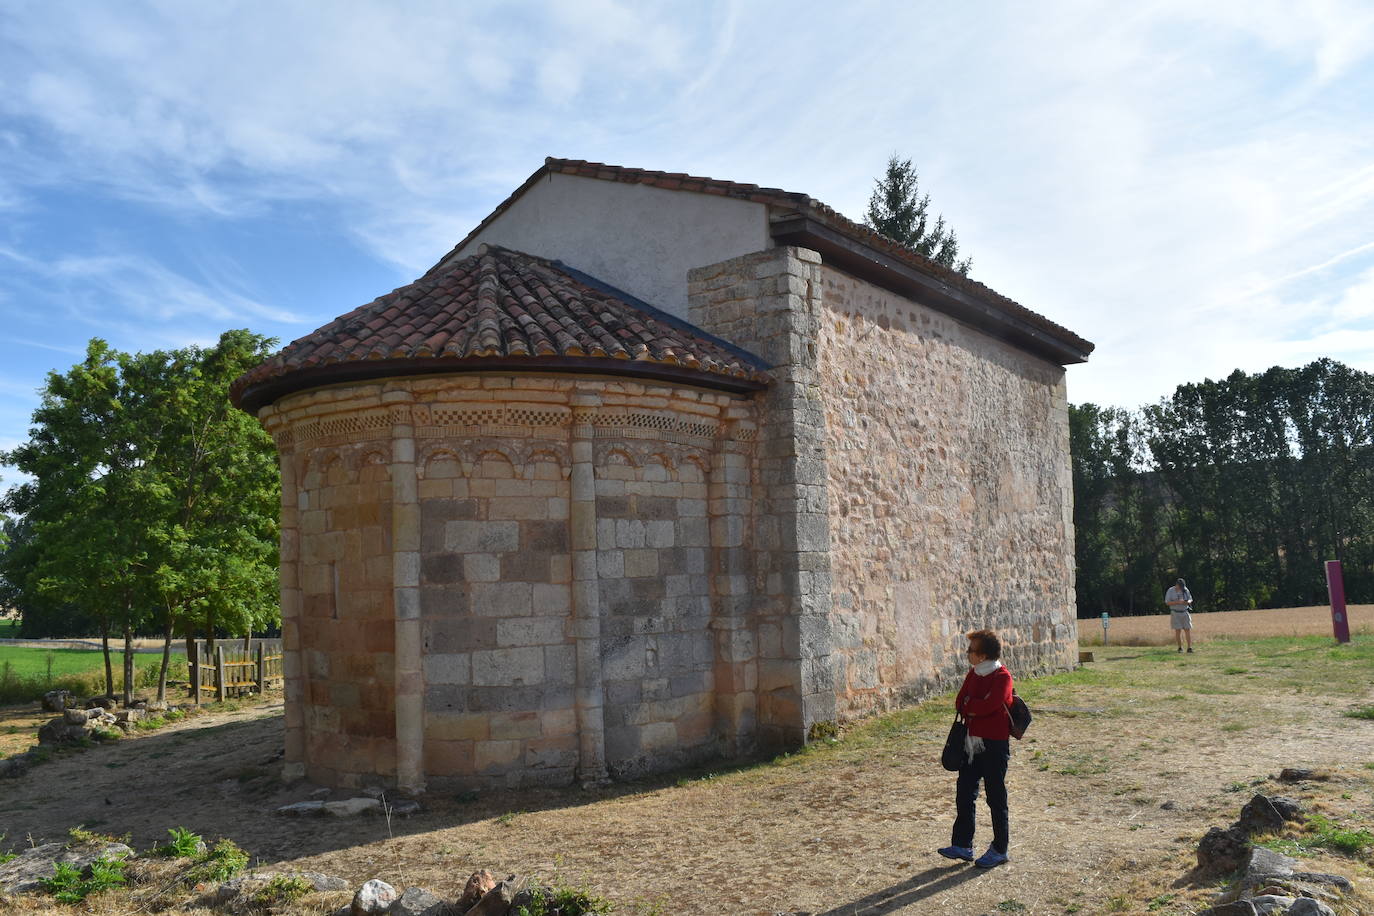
[232,246,770,411]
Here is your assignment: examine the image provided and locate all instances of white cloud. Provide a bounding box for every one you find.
[0,0,1371,421]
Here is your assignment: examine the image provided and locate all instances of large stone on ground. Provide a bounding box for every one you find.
[1287,898,1336,916]
[203,870,351,906]
[1246,895,1294,915]
[1199,902,1257,916]
[84,695,116,710]
[1234,796,1285,837]
[41,689,71,712]
[277,800,326,816]
[37,718,89,745]
[63,707,101,725]
[351,878,398,914]
[384,798,422,817]
[325,797,382,817]
[1197,826,1250,875]
[1278,768,1328,783]
[390,885,445,916]
[458,869,496,911]
[466,878,517,916]
[0,842,135,895]
[1240,846,1296,882]
[1266,796,1302,821]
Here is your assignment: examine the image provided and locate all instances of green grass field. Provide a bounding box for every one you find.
[0,645,188,706]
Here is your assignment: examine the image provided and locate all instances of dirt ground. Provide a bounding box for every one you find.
[3,629,1373,915]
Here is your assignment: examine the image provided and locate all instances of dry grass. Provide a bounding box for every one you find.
[3,626,1373,915]
[1079,603,1374,647]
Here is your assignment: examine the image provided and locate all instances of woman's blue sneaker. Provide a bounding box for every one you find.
[937,846,974,861]
[974,847,1009,868]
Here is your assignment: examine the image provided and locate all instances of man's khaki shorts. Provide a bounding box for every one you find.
[1170,610,1193,631]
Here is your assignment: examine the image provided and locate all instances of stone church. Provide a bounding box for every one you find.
[231,158,1093,793]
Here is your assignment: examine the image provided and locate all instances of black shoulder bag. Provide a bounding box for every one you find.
[941,714,967,771]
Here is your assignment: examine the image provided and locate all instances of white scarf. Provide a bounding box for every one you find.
[965,660,1004,761]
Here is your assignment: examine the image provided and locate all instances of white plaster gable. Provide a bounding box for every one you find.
[451,173,771,319]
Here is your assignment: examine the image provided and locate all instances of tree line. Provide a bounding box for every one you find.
[1072,358,1374,617]
[0,331,280,703]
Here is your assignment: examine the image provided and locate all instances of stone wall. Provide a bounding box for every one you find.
[815,264,1078,718]
[689,247,839,747]
[258,373,759,790]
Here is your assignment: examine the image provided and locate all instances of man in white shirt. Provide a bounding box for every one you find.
[1165,577,1193,652]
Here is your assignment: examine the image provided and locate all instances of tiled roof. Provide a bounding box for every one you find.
[232,246,770,412]
[437,157,1093,358]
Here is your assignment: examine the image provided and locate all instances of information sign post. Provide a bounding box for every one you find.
[1101,611,1110,646]
[1326,560,1351,644]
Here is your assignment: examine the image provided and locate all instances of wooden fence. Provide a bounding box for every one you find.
[189,639,283,704]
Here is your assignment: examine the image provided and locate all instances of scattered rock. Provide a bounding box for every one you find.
[1199,902,1258,916]
[390,885,445,916]
[1277,768,1328,783]
[1266,796,1302,821]
[324,797,381,817]
[84,695,116,710]
[41,689,71,712]
[0,752,34,779]
[202,871,351,907]
[1287,898,1336,916]
[361,786,385,799]
[38,719,90,745]
[467,878,517,916]
[277,800,326,816]
[1197,826,1250,875]
[512,885,554,910]
[384,799,422,818]
[126,698,148,710]
[0,842,134,895]
[112,709,141,725]
[62,707,100,725]
[1235,796,1285,838]
[308,787,332,800]
[1159,800,1177,811]
[1246,895,1294,915]
[458,870,497,912]
[1238,846,1296,883]
[351,878,398,915]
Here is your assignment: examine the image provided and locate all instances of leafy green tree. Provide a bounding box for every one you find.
[1,331,280,703]
[864,155,972,274]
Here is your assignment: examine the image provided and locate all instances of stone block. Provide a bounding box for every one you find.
[421,553,464,585]
[597,550,625,579]
[540,707,578,737]
[525,736,578,770]
[422,653,470,685]
[445,521,519,553]
[531,583,572,615]
[489,710,541,740]
[497,617,566,647]
[543,644,576,686]
[524,520,569,551]
[471,647,545,687]
[623,549,659,578]
[463,553,501,582]
[474,739,522,772]
[470,582,533,617]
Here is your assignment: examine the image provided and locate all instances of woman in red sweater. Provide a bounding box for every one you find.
[938,628,1013,868]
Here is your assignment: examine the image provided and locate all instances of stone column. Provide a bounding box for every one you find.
[569,391,608,785]
[270,415,307,782]
[385,391,425,794]
[689,246,838,749]
[709,414,758,756]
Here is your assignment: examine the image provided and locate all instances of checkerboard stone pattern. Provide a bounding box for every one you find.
[256,244,1077,793]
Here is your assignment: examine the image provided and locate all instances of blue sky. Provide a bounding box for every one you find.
[2,0,1373,468]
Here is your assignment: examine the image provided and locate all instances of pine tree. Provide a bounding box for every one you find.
[864,155,972,274]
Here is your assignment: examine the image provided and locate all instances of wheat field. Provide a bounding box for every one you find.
[1078,602,1374,646]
